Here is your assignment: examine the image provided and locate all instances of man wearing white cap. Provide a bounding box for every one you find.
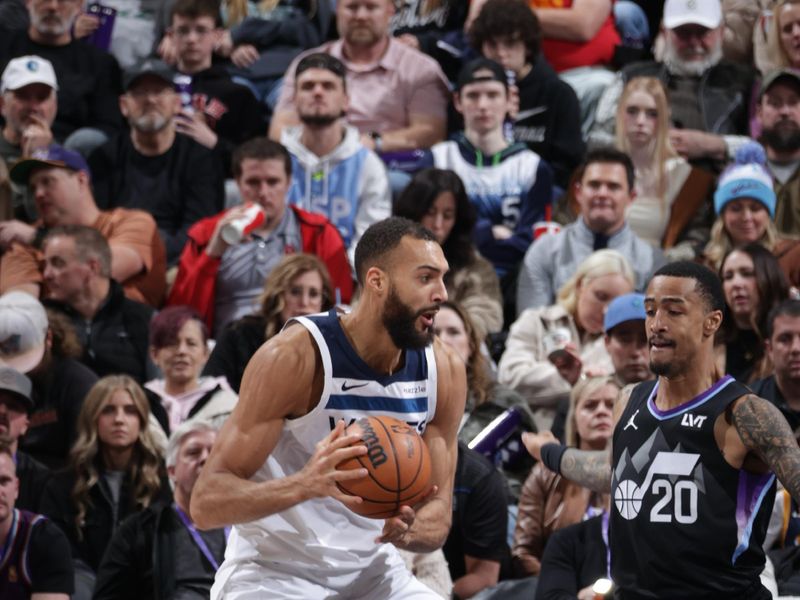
[0,0,123,155]
[0,55,57,223]
[591,0,755,169]
[0,290,98,469]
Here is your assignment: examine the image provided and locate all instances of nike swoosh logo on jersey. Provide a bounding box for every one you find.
[341,381,369,392]
[515,106,548,121]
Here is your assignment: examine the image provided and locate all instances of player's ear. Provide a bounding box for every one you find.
[365,266,386,294]
[703,310,723,337]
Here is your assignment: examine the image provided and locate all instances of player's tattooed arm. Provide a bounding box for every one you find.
[559,449,612,493]
[733,394,800,501]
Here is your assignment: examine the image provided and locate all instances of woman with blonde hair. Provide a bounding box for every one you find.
[512,375,618,577]
[703,142,800,286]
[499,249,633,431]
[40,375,170,591]
[764,0,800,72]
[615,76,715,257]
[203,253,334,392]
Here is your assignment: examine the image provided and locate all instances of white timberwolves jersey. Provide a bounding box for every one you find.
[212,310,438,595]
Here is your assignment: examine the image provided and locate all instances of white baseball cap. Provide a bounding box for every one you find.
[0,291,48,374]
[663,0,722,30]
[0,55,59,94]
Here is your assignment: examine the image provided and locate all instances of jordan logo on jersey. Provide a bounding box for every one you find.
[615,451,701,524]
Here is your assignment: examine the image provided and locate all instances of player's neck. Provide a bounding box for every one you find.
[339,310,404,375]
[655,364,720,410]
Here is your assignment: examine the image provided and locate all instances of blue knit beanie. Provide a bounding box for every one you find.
[713,142,776,218]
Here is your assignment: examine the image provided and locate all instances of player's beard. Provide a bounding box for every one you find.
[383,286,435,350]
[761,121,800,154]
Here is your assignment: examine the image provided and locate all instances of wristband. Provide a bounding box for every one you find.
[540,443,567,475]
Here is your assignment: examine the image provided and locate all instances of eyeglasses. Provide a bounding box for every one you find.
[171,25,216,38]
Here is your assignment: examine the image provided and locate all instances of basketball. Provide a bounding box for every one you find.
[336,415,432,519]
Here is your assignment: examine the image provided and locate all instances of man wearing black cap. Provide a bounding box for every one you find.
[87,59,225,265]
[0,365,51,513]
[757,69,800,238]
[427,58,553,300]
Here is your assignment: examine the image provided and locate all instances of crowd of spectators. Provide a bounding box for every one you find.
[3,0,800,598]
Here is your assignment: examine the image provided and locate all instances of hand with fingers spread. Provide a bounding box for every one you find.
[377,485,438,548]
[297,420,368,507]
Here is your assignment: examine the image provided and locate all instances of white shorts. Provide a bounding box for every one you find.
[211,551,440,599]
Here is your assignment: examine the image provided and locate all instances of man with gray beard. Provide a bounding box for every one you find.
[0,0,123,156]
[87,60,225,265]
[757,69,800,237]
[590,0,755,171]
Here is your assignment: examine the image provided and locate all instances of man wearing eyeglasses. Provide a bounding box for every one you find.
[166,0,266,175]
[0,0,123,157]
[590,0,755,172]
[86,59,225,265]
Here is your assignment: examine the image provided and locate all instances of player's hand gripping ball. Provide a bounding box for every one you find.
[336,415,432,519]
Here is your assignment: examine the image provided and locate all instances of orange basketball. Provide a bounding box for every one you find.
[336,415,432,519]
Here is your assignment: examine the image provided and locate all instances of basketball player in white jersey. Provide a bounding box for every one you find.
[190,217,466,599]
[522,261,800,598]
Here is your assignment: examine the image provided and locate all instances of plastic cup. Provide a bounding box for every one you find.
[220,204,266,245]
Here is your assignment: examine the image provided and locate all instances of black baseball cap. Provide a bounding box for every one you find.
[760,68,800,98]
[456,58,508,92]
[124,58,174,91]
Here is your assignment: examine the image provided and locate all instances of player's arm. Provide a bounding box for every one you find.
[522,385,633,493]
[190,326,368,529]
[732,394,800,502]
[383,339,467,552]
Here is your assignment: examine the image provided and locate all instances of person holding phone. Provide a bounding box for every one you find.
[499,249,633,431]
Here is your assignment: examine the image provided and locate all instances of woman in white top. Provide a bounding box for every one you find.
[498,249,633,431]
[615,76,715,260]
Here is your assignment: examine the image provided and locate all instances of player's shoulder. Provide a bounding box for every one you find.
[249,322,318,370]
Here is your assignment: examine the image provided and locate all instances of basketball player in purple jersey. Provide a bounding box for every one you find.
[524,261,800,599]
[190,217,466,599]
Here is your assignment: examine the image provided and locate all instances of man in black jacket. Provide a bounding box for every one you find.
[0,365,51,512]
[88,59,224,265]
[468,0,584,190]
[40,226,155,383]
[166,0,266,176]
[93,420,222,600]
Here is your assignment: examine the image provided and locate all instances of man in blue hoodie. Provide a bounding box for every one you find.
[281,53,391,264]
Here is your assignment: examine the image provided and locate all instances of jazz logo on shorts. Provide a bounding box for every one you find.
[615,451,700,523]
